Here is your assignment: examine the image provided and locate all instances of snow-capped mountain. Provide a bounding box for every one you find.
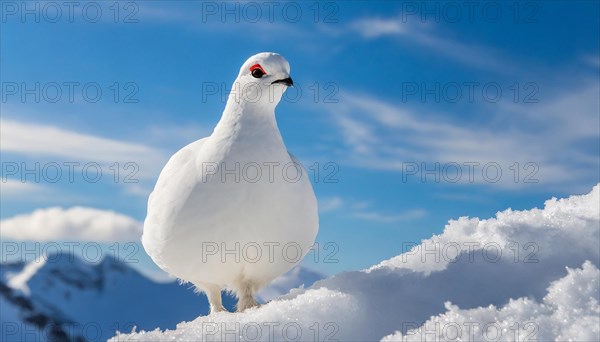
[1,276,83,341]
[0,252,323,341]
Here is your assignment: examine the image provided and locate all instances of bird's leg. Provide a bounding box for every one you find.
[235,281,258,312]
[197,282,227,314]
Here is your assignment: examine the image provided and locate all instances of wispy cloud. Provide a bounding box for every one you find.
[319,195,426,223]
[582,54,600,68]
[324,81,599,190]
[318,196,344,213]
[144,123,211,148]
[0,180,43,196]
[351,17,412,38]
[349,15,511,72]
[0,118,166,179]
[137,2,307,39]
[0,179,92,205]
[353,209,426,223]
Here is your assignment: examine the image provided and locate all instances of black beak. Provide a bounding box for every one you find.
[271,77,294,87]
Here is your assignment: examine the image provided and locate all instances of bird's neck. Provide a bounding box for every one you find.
[212,99,285,149]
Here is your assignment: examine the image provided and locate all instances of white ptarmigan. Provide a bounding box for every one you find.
[142,52,319,313]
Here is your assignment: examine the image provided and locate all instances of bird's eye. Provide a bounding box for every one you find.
[252,69,265,78]
[250,64,266,78]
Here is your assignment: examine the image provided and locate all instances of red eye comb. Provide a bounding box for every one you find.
[249,64,266,75]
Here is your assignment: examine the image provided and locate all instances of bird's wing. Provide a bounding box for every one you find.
[144,138,208,240]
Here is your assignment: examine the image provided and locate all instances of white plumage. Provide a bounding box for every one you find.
[142,52,319,313]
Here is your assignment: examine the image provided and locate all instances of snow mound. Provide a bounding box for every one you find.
[372,183,600,273]
[382,261,599,342]
[115,288,360,341]
[112,184,600,341]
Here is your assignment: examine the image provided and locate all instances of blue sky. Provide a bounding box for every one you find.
[1,1,599,279]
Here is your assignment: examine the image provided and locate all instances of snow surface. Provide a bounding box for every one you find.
[113,184,600,341]
[381,261,599,341]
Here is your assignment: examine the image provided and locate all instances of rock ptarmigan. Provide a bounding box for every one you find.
[142,52,319,313]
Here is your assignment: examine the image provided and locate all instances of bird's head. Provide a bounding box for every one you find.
[230,52,293,109]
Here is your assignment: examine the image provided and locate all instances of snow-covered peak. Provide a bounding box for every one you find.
[0,252,225,341]
[6,257,47,296]
[4,252,136,296]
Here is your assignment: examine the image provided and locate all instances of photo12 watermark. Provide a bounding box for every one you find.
[1,241,141,264]
[1,1,140,24]
[400,320,539,342]
[1,320,141,342]
[200,241,339,265]
[400,162,540,184]
[196,1,339,24]
[1,161,140,184]
[401,240,539,264]
[395,1,540,24]
[197,321,339,342]
[399,81,540,104]
[1,82,140,104]
[201,81,339,104]
[200,161,339,184]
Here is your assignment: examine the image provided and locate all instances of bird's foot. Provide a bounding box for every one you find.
[235,297,259,312]
[210,305,228,314]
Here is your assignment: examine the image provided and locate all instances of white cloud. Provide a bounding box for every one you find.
[351,17,410,38]
[114,183,599,341]
[0,118,166,179]
[0,207,142,242]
